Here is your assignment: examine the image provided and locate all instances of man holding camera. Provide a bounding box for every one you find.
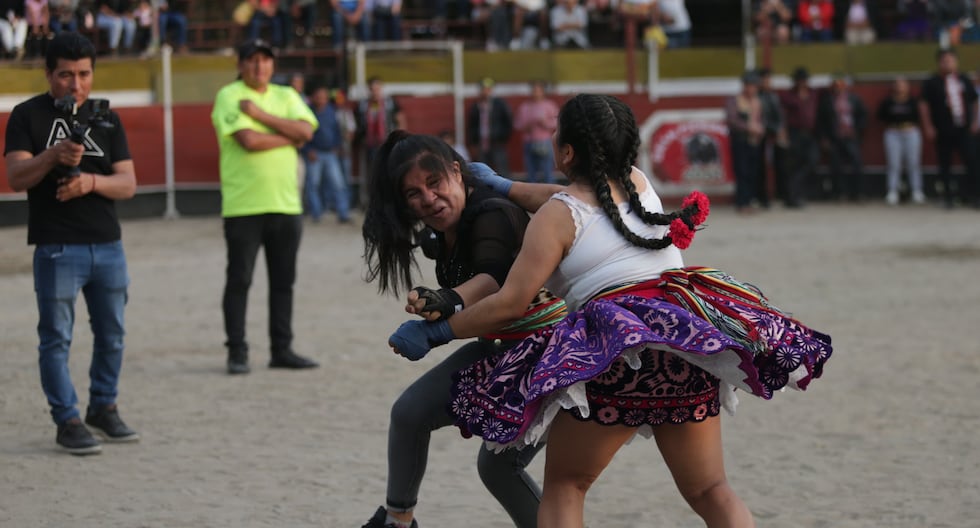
[3,32,138,455]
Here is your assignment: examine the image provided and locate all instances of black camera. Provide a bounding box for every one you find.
[53,95,113,176]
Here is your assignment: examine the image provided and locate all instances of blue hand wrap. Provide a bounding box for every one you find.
[388,319,456,361]
[467,162,513,197]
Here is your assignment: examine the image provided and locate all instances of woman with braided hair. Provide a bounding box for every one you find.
[359,131,566,528]
[388,94,833,527]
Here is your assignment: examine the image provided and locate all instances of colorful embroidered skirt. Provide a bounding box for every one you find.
[449,267,833,450]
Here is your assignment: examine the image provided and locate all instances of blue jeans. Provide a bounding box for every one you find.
[96,13,137,50]
[305,150,350,221]
[34,241,129,425]
[159,11,188,47]
[523,140,554,183]
[249,10,285,47]
[331,9,370,46]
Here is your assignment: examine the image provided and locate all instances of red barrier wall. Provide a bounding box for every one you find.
[0,82,940,197]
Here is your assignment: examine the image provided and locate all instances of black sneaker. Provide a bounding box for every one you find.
[56,419,102,456]
[362,506,419,528]
[85,405,140,443]
[268,350,319,369]
[227,357,250,374]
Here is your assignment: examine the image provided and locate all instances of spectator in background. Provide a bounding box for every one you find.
[49,0,80,34]
[372,0,402,41]
[473,0,510,52]
[247,0,284,49]
[284,0,317,48]
[798,0,834,42]
[467,77,513,177]
[440,128,471,161]
[932,0,966,47]
[877,76,925,205]
[726,71,765,214]
[895,0,930,40]
[550,0,589,49]
[355,76,405,206]
[303,85,351,224]
[919,48,979,208]
[844,0,876,45]
[514,80,559,183]
[754,0,792,45]
[757,67,789,208]
[25,0,50,53]
[95,0,136,55]
[779,66,819,208]
[158,0,188,52]
[511,0,549,49]
[817,73,867,201]
[658,0,691,48]
[332,88,357,201]
[0,0,29,60]
[331,0,369,49]
[133,0,153,51]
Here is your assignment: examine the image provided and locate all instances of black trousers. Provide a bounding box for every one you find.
[787,128,819,206]
[936,127,978,206]
[222,214,303,356]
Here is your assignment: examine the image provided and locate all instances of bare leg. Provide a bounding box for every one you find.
[653,416,755,528]
[538,412,637,528]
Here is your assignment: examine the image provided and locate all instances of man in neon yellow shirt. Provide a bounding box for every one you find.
[211,38,319,375]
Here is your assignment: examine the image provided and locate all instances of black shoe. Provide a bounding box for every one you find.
[268,350,319,369]
[227,357,251,375]
[362,506,419,528]
[56,419,102,456]
[85,405,140,443]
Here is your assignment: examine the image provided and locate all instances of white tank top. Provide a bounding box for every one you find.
[543,184,685,311]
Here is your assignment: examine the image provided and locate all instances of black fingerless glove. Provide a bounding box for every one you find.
[412,286,464,320]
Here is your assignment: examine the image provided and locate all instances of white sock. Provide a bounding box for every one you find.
[385,513,413,528]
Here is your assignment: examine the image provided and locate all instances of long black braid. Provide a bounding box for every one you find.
[562,94,685,250]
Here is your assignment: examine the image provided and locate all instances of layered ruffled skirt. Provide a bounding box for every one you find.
[448,267,833,450]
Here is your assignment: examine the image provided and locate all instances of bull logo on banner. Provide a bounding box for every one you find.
[638,110,734,198]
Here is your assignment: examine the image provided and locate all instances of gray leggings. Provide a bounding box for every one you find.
[386,340,543,527]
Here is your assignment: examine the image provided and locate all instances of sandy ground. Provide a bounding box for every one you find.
[0,200,978,528]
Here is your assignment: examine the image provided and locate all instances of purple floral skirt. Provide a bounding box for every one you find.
[449,267,833,449]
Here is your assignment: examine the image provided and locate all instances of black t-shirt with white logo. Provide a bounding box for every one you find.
[4,93,131,245]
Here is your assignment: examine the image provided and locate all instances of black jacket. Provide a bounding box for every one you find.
[467,97,512,149]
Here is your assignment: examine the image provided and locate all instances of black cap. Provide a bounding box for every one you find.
[238,39,275,61]
[792,66,810,80]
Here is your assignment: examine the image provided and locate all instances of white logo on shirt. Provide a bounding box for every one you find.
[45,118,105,157]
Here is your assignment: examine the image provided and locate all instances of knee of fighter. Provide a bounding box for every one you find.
[389,393,425,427]
[678,477,731,509]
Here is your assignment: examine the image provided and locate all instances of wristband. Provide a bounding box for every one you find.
[412,286,464,320]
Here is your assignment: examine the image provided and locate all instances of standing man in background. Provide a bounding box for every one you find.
[3,31,138,455]
[467,77,513,179]
[303,85,351,224]
[211,39,320,375]
[919,47,980,208]
[355,76,405,206]
[779,66,819,208]
[513,79,558,183]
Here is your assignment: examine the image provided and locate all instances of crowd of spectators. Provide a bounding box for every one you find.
[727,47,980,212]
[8,1,980,61]
[754,0,980,47]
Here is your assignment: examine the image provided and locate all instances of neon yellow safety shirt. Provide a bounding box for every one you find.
[211,80,318,217]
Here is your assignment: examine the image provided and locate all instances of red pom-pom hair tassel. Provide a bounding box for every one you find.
[681,190,710,226]
[669,218,695,249]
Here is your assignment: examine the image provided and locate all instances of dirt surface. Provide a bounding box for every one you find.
[0,201,978,528]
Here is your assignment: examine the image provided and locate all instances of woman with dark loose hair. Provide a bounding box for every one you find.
[360,131,566,528]
[389,94,833,527]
